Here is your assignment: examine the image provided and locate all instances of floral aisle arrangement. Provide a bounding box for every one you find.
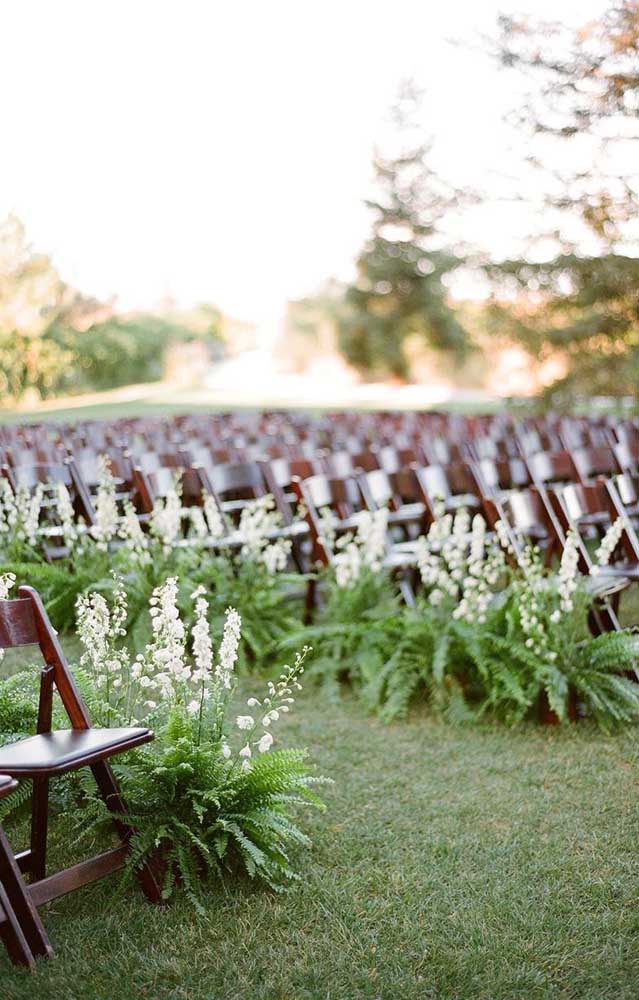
[355,507,511,721]
[469,521,639,727]
[184,495,305,670]
[288,500,639,728]
[72,578,328,906]
[0,461,305,661]
[283,507,402,698]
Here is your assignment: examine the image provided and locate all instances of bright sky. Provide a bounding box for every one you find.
[1,0,607,329]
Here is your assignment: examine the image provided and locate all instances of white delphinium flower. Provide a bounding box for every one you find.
[333,536,361,588]
[257,732,274,753]
[0,479,15,536]
[203,493,226,540]
[233,645,311,764]
[0,571,16,600]
[55,482,79,549]
[90,456,119,550]
[215,607,242,690]
[333,508,388,588]
[150,481,183,552]
[189,586,214,727]
[118,500,151,564]
[238,494,291,572]
[316,505,337,554]
[558,529,580,612]
[591,517,626,575]
[261,536,291,573]
[236,715,254,730]
[357,508,388,572]
[143,577,189,702]
[189,506,209,541]
[0,571,15,663]
[77,578,130,720]
[494,519,515,556]
[23,484,44,546]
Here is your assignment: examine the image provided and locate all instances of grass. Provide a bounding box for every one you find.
[0,380,504,425]
[1,664,639,999]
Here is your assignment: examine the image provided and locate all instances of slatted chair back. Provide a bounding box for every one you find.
[132,465,188,515]
[554,481,639,570]
[292,473,365,565]
[571,446,618,485]
[488,486,564,568]
[358,467,426,537]
[320,450,357,478]
[203,461,266,525]
[473,457,532,497]
[260,457,319,525]
[0,587,91,731]
[414,463,481,521]
[611,472,639,518]
[613,441,639,475]
[5,461,95,559]
[350,450,381,473]
[527,450,578,488]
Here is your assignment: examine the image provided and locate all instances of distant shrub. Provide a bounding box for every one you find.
[47,315,199,393]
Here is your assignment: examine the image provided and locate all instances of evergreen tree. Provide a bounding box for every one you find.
[488,2,639,404]
[338,83,469,379]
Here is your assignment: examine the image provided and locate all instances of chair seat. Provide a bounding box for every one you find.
[0,774,17,798]
[0,727,153,776]
[585,573,630,598]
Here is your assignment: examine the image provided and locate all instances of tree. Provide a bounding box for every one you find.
[488,3,639,403]
[337,83,470,379]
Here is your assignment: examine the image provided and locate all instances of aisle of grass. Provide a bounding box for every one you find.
[1,676,638,1000]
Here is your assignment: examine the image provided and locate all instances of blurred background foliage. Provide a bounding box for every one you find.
[0,215,224,403]
[1,1,637,409]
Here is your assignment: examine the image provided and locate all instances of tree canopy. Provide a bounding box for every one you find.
[487,2,639,403]
[337,83,470,380]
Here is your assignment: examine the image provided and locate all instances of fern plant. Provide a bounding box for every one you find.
[71,578,329,907]
[282,567,400,698]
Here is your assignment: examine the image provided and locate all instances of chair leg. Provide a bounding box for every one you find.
[0,880,36,969]
[90,760,163,905]
[397,572,416,608]
[0,826,52,960]
[30,777,49,882]
[304,576,317,625]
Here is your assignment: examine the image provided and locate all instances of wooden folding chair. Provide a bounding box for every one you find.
[0,586,162,962]
[0,773,50,969]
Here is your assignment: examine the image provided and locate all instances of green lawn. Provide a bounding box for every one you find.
[1,676,638,999]
[0,382,504,425]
